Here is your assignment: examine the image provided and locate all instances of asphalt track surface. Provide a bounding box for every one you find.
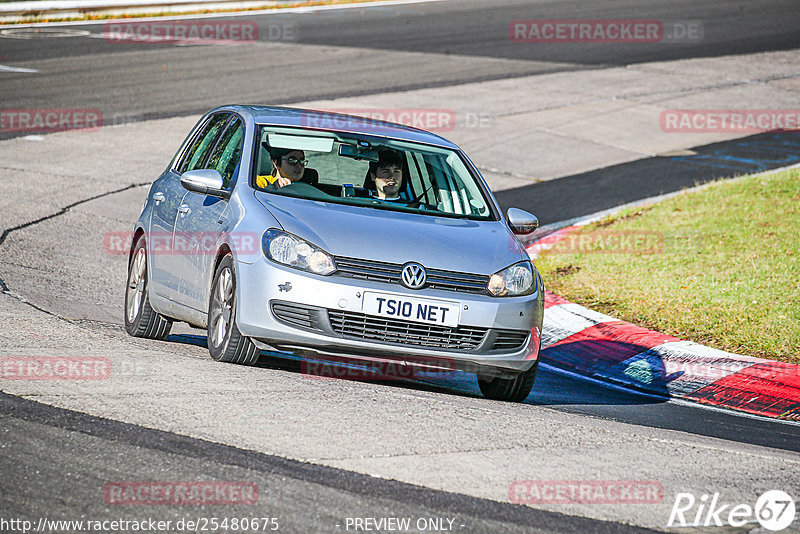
[2,0,800,532]
[1,0,799,131]
[1,392,657,534]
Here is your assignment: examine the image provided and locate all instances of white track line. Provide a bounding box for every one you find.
[0,64,39,72]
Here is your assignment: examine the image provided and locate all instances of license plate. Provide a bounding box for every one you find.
[362,292,461,327]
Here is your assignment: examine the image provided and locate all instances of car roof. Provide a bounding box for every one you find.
[216,105,460,149]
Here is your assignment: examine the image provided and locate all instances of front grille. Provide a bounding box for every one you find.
[328,309,488,350]
[271,302,316,329]
[333,256,489,294]
[491,330,529,351]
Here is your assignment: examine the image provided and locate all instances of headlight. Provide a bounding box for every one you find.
[262,229,336,275]
[487,261,535,297]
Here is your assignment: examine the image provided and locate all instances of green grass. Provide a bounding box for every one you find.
[535,167,800,364]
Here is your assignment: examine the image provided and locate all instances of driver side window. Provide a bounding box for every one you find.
[177,114,229,174]
[207,118,244,188]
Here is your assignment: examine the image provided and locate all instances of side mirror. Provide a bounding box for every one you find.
[180,169,229,198]
[507,208,539,235]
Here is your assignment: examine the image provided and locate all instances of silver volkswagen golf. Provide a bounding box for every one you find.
[125,105,544,402]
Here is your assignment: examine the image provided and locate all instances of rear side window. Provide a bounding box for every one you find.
[207,118,244,188]
[177,114,229,174]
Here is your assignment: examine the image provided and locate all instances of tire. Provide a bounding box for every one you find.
[207,255,260,365]
[477,360,538,402]
[124,236,172,340]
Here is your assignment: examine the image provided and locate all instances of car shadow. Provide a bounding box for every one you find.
[538,338,684,399]
[165,332,471,393]
[163,333,681,406]
[161,332,800,452]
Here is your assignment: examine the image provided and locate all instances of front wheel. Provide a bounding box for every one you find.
[124,236,172,340]
[477,361,538,402]
[207,255,260,365]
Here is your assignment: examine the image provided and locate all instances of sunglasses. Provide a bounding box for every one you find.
[283,156,308,166]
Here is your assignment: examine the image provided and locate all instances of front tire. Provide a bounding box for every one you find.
[124,236,172,340]
[477,360,538,402]
[207,255,260,365]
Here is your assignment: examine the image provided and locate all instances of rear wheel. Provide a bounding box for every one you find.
[477,360,538,402]
[207,255,260,365]
[124,236,172,340]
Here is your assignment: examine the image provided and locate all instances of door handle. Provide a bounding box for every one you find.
[178,204,190,215]
[153,192,165,203]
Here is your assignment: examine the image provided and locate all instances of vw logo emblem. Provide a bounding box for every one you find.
[401,262,427,289]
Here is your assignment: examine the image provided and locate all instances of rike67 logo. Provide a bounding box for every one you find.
[668,490,795,531]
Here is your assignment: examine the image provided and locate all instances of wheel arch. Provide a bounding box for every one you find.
[206,243,235,314]
[128,226,146,267]
[212,243,234,280]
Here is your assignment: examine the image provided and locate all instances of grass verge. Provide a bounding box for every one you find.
[534,166,800,364]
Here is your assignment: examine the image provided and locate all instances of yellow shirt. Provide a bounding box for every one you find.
[256,174,278,188]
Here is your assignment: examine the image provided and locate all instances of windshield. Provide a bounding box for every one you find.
[252,125,497,221]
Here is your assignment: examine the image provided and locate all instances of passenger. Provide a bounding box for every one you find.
[256,147,310,189]
[364,149,405,201]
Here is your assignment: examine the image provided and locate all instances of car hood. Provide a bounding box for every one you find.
[254,192,528,275]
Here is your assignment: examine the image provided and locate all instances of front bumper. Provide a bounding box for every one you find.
[235,257,544,374]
